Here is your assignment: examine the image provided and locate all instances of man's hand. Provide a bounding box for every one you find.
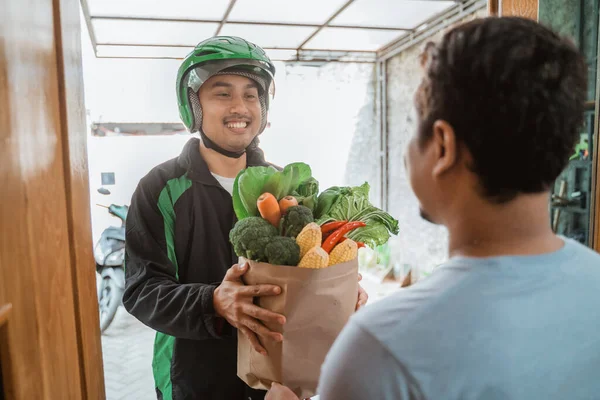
[213,263,286,355]
[356,273,369,311]
[265,383,300,400]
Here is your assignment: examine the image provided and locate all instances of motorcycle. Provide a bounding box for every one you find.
[94,187,128,333]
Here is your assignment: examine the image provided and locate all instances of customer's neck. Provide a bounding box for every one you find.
[446,192,563,259]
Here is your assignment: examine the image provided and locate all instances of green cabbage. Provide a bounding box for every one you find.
[316,182,399,248]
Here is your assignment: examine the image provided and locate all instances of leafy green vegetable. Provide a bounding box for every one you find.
[297,177,319,197]
[262,162,312,200]
[318,183,370,222]
[351,205,399,236]
[314,186,344,218]
[299,195,317,213]
[264,237,300,266]
[232,171,249,220]
[347,222,392,249]
[232,162,313,220]
[233,166,277,220]
[316,182,399,248]
[291,177,319,212]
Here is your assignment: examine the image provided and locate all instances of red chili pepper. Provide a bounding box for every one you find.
[320,221,347,234]
[321,221,366,253]
[336,237,364,247]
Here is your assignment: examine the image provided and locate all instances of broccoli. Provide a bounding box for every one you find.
[281,205,314,238]
[264,237,300,266]
[229,217,278,261]
[243,236,274,262]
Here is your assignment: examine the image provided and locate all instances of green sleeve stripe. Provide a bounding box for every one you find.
[157,173,193,280]
[153,173,192,400]
[152,333,176,400]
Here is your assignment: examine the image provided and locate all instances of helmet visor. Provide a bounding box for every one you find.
[187,58,275,99]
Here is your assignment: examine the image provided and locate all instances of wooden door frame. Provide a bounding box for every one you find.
[53,0,106,397]
[488,0,499,15]
[1,0,104,397]
[592,21,600,252]
[487,0,539,19]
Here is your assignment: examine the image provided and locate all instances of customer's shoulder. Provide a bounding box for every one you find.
[352,263,482,340]
[566,238,600,260]
[562,238,600,279]
[353,273,446,329]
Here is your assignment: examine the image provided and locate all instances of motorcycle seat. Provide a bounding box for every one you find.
[102,226,125,242]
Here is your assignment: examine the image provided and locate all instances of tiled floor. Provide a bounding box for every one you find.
[101,308,155,400]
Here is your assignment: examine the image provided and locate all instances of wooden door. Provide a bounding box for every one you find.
[488,0,539,19]
[593,49,600,252]
[0,0,105,398]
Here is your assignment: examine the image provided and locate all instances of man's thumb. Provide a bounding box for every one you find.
[226,262,247,280]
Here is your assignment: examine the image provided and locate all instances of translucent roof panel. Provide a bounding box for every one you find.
[97,45,300,61]
[264,49,299,61]
[332,0,456,29]
[87,0,231,20]
[82,0,465,60]
[228,0,348,24]
[219,24,317,48]
[96,45,193,58]
[93,19,219,46]
[305,27,405,51]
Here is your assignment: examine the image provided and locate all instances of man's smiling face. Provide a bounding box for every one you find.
[198,74,262,153]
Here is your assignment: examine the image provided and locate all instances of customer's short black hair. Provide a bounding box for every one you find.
[415,16,587,203]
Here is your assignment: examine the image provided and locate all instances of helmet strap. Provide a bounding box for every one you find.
[199,130,246,159]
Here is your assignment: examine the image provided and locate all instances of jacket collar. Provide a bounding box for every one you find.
[178,137,272,185]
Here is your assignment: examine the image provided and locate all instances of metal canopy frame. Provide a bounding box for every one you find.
[80,0,485,212]
[80,0,465,63]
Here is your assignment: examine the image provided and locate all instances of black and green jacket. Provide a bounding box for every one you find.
[123,138,272,400]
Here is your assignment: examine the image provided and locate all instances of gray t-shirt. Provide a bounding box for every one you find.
[318,238,600,400]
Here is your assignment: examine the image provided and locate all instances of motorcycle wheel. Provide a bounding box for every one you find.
[99,275,123,333]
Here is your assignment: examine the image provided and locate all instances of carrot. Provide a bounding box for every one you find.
[279,196,298,214]
[257,192,281,227]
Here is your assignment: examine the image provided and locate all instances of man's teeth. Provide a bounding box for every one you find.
[227,122,248,129]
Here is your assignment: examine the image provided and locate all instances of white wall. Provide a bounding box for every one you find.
[259,63,374,192]
[88,135,192,244]
[81,12,375,245]
[80,10,181,124]
[383,8,488,275]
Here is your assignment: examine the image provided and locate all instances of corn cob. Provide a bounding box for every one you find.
[328,239,358,266]
[295,222,322,258]
[298,246,329,269]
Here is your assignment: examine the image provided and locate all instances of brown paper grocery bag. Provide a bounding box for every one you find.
[237,258,359,399]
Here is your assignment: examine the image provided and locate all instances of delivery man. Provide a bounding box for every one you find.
[123,36,368,400]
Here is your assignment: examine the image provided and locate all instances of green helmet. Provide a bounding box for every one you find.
[176,36,276,134]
